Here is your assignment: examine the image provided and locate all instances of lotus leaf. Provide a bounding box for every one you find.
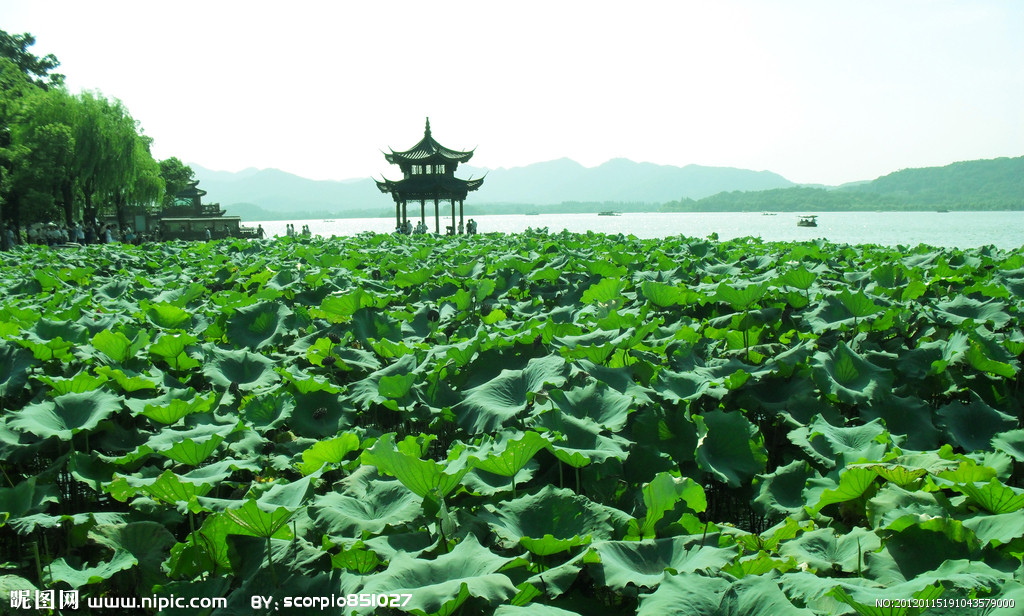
[937,393,1017,452]
[45,550,138,589]
[309,481,422,538]
[485,485,627,555]
[457,355,568,433]
[226,300,292,350]
[591,537,734,590]
[356,534,517,614]
[202,346,280,391]
[694,409,767,488]
[8,390,122,441]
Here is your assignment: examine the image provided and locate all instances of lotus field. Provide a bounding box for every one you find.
[2,230,1024,615]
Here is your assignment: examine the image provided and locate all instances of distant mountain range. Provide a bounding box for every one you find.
[191,158,794,220]
[191,155,1023,220]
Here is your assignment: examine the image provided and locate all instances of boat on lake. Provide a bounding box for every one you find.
[797,215,818,227]
[598,211,621,216]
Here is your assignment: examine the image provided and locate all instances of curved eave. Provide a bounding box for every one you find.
[385,134,475,164]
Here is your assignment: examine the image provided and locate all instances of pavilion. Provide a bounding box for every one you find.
[376,118,483,234]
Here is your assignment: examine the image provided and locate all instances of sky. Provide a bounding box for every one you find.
[2,0,1022,186]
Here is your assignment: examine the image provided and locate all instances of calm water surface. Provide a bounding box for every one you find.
[253,211,1024,250]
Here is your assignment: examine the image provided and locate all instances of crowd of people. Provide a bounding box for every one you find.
[395,218,478,235]
[0,220,151,250]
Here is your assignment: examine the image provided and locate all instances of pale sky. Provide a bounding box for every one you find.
[2,0,1021,185]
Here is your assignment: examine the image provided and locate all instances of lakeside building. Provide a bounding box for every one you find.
[376,118,483,234]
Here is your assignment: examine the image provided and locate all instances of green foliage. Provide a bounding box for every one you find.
[0,231,1021,613]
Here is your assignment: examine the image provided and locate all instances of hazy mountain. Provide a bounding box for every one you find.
[190,158,794,219]
[664,156,1024,212]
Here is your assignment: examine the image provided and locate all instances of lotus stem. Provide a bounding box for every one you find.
[266,536,277,586]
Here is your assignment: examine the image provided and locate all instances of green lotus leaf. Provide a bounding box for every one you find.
[226,300,292,350]
[485,485,627,555]
[592,537,734,591]
[811,342,894,404]
[932,295,1011,329]
[778,526,880,574]
[92,366,159,393]
[8,390,122,441]
[457,355,569,433]
[148,332,200,371]
[628,471,707,539]
[880,518,980,580]
[222,498,294,540]
[495,605,584,616]
[859,395,941,450]
[829,581,944,616]
[992,429,1024,462]
[0,477,59,522]
[965,339,1017,378]
[108,469,214,507]
[0,342,39,396]
[777,265,818,291]
[653,368,711,403]
[92,329,148,364]
[753,460,815,517]
[469,430,550,478]
[89,522,176,591]
[0,575,37,606]
[937,393,1016,452]
[866,484,951,531]
[309,481,422,538]
[345,353,420,409]
[145,301,193,329]
[361,433,473,502]
[239,391,295,430]
[394,267,433,288]
[378,372,417,399]
[35,371,108,396]
[956,478,1024,515]
[297,433,361,476]
[581,277,626,305]
[640,280,698,308]
[358,534,519,615]
[148,422,238,466]
[638,573,814,616]
[329,540,381,574]
[808,467,878,514]
[789,416,890,469]
[202,346,280,391]
[694,409,767,488]
[45,550,138,589]
[165,513,235,579]
[129,389,218,424]
[962,511,1024,546]
[532,411,631,467]
[836,288,883,320]
[548,382,633,433]
[714,281,768,311]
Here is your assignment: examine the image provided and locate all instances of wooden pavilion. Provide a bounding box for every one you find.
[376,118,483,234]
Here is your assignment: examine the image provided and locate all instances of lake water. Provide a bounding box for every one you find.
[252,211,1024,249]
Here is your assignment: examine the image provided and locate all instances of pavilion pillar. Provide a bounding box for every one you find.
[459,200,465,234]
[450,200,456,235]
[420,199,426,224]
[434,199,440,234]
[395,202,401,230]
[401,201,408,226]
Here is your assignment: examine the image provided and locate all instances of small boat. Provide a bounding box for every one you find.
[797,215,818,227]
[598,211,621,216]
[323,219,335,222]
[762,212,777,216]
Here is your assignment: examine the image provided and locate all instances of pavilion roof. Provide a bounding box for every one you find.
[376,174,484,201]
[384,118,475,165]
